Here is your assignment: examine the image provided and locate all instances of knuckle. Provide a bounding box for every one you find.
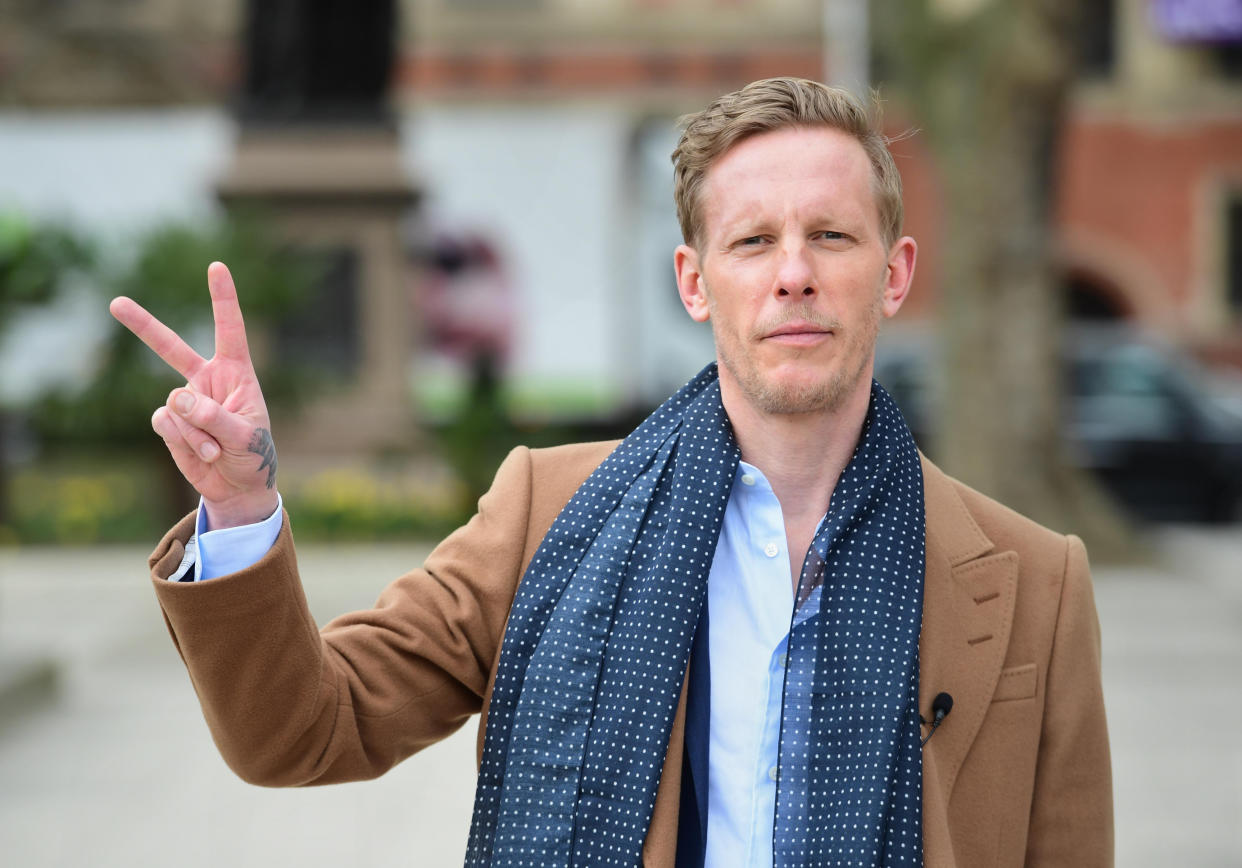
[193,399,219,427]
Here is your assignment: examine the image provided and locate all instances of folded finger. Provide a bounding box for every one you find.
[111,297,206,381]
[152,407,212,467]
[162,404,222,463]
[167,387,253,450]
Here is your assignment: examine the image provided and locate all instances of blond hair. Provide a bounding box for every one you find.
[672,77,904,250]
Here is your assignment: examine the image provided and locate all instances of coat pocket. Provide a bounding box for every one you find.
[992,662,1037,702]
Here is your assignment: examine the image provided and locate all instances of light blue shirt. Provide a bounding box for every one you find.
[705,461,809,868]
[180,462,811,866]
[167,495,284,582]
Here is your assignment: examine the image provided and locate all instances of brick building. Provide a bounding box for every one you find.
[3,0,1240,413]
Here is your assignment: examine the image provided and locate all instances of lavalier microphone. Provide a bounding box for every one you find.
[920,692,954,747]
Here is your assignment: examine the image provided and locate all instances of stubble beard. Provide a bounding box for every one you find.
[711,295,884,417]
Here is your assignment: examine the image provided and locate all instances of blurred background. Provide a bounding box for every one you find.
[0,0,1240,866]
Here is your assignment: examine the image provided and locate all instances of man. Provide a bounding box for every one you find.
[112,78,1112,867]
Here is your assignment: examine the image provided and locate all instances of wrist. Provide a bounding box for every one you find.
[202,492,280,531]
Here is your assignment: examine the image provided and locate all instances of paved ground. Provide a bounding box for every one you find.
[1,528,1239,867]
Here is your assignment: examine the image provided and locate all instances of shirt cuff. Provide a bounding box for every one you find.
[167,495,284,582]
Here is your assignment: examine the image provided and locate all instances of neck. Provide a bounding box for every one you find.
[720,373,873,524]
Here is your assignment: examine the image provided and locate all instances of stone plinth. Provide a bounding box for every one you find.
[218,125,421,455]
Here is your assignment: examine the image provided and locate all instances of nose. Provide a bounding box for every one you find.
[774,242,816,300]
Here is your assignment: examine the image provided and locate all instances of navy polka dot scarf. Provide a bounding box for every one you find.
[466,364,925,867]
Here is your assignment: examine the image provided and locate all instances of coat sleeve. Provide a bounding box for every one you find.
[148,445,535,787]
[1023,534,1114,866]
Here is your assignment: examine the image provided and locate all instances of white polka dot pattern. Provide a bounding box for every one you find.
[467,365,738,867]
[464,368,926,868]
[774,382,925,867]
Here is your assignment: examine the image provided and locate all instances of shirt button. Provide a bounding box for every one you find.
[768,765,779,782]
[763,542,779,558]
[741,473,756,486]
[777,653,789,669]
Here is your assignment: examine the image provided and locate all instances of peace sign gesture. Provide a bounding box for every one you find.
[110,262,280,530]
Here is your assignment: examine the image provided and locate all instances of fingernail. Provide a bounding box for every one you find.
[175,392,195,415]
[199,442,219,461]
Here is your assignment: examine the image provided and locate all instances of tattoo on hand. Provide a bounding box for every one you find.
[248,428,278,489]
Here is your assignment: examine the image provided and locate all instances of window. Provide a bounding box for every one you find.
[274,247,360,378]
[1078,0,1117,79]
[1227,192,1242,320]
[1217,39,1242,80]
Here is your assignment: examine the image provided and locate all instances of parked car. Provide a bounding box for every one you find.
[874,328,1242,523]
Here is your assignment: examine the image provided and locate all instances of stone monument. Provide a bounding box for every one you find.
[218,0,420,454]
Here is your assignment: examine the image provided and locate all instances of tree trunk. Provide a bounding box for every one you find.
[0,409,9,528]
[876,0,1138,559]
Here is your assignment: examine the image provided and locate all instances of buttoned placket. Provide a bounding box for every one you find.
[706,462,800,868]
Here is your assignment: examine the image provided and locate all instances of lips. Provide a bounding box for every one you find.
[763,321,834,344]
[767,322,828,337]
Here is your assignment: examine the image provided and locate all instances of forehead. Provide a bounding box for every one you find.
[698,126,879,239]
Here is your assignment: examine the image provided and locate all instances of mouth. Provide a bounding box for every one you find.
[763,321,834,346]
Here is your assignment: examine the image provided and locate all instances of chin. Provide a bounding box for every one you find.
[753,382,839,415]
[719,344,874,417]
[734,368,844,415]
[753,350,883,415]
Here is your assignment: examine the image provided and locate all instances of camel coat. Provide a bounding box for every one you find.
[148,442,1112,867]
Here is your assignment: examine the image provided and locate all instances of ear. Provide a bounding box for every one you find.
[881,236,917,319]
[674,244,711,323]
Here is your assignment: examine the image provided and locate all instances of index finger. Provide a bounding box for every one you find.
[207,261,252,364]
[109,296,206,381]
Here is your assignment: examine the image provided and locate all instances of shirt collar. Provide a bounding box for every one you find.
[733,460,774,496]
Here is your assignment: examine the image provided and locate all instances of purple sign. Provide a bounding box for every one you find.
[1152,0,1242,40]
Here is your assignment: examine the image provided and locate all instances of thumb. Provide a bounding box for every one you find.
[167,388,262,452]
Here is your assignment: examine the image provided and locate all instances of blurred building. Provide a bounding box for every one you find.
[400,0,821,102]
[1056,1,1242,365]
[1,0,1240,425]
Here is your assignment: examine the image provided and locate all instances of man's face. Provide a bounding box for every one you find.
[674,125,916,417]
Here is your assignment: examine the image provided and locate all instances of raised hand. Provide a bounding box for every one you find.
[110,262,280,530]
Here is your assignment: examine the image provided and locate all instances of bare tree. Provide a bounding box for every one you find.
[873,0,1134,557]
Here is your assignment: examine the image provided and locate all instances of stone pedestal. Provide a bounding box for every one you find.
[217,126,421,455]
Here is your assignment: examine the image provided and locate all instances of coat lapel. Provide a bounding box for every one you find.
[646,457,1021,868]
[918,457,1018,862]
